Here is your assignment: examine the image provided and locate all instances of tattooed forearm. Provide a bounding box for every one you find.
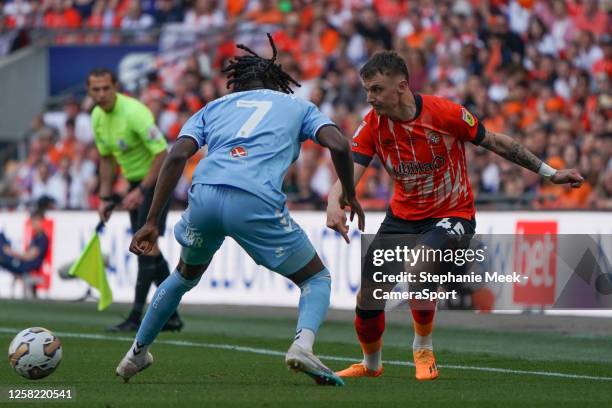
[480,131,542,173]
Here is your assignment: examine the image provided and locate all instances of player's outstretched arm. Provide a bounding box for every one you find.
[141,150,167,190]
[130,137,198,255]
[479,130,584,187]
[318,125,366,242]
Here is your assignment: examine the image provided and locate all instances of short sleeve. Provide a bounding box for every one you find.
[179,107,207,148]
[132,103,168,155]
[300,101,335,144]
[351,109,377,167]
[438,100,485,145]
[92,109,111,156]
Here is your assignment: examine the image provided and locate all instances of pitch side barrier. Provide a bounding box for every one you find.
[0,211,610,316]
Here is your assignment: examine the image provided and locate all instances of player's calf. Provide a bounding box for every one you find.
[336,307,386,378]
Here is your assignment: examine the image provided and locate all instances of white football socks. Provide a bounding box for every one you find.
[413,333,433,350]
[363,349,382,371]
[293,328,315,351]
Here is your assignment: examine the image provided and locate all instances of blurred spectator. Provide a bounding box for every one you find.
[73,0,95,20]
[356,6,392,50]
[0,208,49,281]
[571,0,608,37]
[272,12,302,60]
[55,156,91,209]
[544,0,575,52]
[35,127,59,166]
[43,97,93,142]
[42,0,82,29]
[121,0,155,42]
[589,169,612,210]
[245,0,283,25]
[31,161,66,209]
[0,9,18,56]
[68,142,97,208]
[153,0,184,25]
[3,0,32,28]
[183,0,224,31]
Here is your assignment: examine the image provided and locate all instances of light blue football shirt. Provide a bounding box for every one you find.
[179,89,335,208]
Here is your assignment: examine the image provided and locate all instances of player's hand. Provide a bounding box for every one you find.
[98,200,115,223]
[340,193,365,232]
[550,169,584,188]
[122,187,144,210]
[326,193,365,244]
[129,222,159,256]
[326,202,349,243]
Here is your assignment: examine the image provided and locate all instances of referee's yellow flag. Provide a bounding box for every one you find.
[68,233,113,311]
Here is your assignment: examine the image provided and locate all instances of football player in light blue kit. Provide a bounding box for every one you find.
[116,34,364,386]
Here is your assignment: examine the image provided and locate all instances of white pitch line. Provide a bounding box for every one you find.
[1,328,610,382]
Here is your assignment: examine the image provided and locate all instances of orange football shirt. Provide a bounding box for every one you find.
[352,94,485,221]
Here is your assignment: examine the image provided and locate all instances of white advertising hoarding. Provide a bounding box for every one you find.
[1,211,611,312]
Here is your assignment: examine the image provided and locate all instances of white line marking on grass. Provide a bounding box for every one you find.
[1,328,610,382]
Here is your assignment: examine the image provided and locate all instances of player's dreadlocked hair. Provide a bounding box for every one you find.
[222,33,301,94]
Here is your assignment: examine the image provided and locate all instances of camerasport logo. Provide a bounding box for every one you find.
[513,221,558,305]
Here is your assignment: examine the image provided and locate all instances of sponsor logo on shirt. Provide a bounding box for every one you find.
[393,155,446,176]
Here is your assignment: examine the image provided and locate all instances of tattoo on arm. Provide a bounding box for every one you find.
[480,130,542,173]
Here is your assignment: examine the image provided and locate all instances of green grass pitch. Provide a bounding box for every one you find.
[1,299,611,407]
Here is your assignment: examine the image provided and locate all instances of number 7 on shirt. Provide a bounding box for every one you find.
[235,100,272,138]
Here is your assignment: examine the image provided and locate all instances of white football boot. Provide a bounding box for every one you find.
[285,343,344,386]
[116,348,153,383]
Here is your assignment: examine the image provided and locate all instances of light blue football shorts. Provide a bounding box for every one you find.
[174,183,316,276]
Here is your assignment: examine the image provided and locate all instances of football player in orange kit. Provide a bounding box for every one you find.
[326,51,583,381]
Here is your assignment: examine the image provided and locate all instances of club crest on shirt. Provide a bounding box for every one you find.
[230,146,248,158]
[117,139,128,151]
[461,108,475,127]
[426,132,441,145]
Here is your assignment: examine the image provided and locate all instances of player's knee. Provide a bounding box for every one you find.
[177,259,208,281]
[299,268,331,291]
[355,305,384,319]
[285,252,325,286]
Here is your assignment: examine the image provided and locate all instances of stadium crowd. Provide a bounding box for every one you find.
[0,0,610,211]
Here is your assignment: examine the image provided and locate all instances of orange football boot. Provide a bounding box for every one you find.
[413,348,438,381]
[336,362,383,378]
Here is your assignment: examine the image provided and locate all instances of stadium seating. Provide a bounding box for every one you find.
[0,0,609,211]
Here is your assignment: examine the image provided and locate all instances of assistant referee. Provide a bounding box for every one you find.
[88,68,183,333]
